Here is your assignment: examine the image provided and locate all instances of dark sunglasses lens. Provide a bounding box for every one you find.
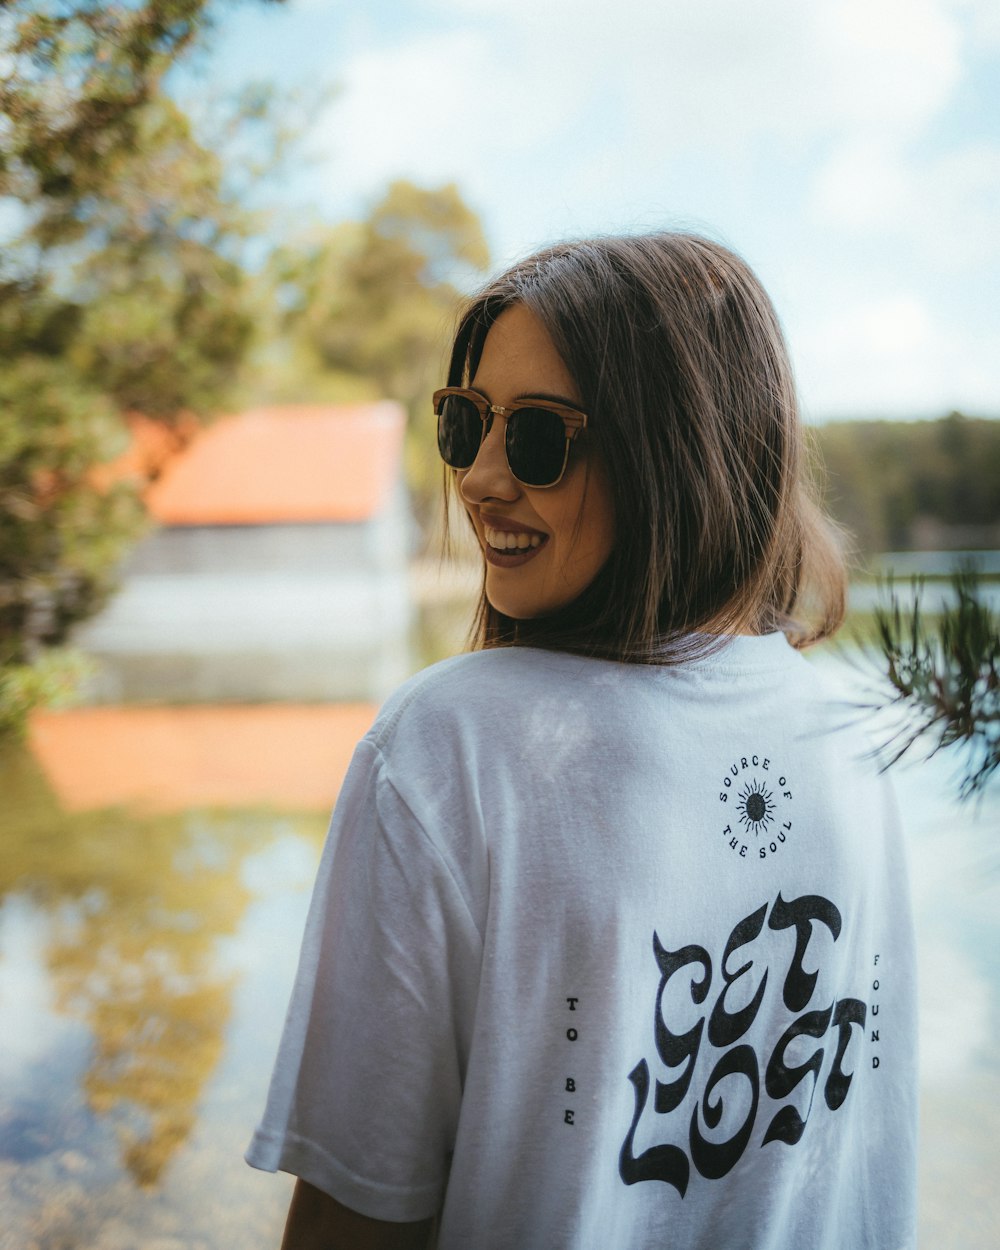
[437,394,482,469]
[506,409,568,486]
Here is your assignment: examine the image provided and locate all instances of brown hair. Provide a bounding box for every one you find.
[444,232,846,662]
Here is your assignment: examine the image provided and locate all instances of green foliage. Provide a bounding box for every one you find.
[0,647,95,738]
[251,179,490,516]
[2,2,263,414]
[1,1,216,227]
[0,319,147,731]
[815,414,1000,557]
[871,568,999,799]
[66,97,256,414]
[0,0,277,734]
[0,354,148,664]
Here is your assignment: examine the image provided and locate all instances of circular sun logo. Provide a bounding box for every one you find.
[737,779,775,836]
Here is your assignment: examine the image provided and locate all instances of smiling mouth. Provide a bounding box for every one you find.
[484,525,545,552]
[482,524,548,567]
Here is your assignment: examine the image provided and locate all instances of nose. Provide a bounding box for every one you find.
[458,414,520,505]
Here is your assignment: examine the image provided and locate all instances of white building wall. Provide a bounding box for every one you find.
[72,488,414,703]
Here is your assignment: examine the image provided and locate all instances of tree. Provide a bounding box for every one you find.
[0,0,279,734]
[65,94,256,416]
[254,179,490,515]
[0,352,144,731]
[870,567,999,800]
[815,415,1000,559]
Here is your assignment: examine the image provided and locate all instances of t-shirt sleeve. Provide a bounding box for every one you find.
[245,737,484,1222]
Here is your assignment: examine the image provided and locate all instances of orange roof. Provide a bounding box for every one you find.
[28,704,377,812]
[89,412,199,493]
[144,403,406,525]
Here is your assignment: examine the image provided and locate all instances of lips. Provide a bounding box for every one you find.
[479,514,548,567]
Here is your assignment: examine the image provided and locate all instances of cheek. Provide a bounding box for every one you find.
[571,471,615,568]
[543,476,615,584]
[575,520,614,580]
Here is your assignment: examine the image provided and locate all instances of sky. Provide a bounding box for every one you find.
[181,0,1000,422]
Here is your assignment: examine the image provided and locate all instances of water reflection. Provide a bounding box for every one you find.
[0,729,334,1246]
[27,704,375,812]
[3,744,289,1189]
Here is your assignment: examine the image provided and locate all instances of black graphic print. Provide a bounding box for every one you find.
[717,754,794,862]
[565,996,579,1124]
[619,892,867,1197]
[737,780,775,835]
[870,956,882,1070]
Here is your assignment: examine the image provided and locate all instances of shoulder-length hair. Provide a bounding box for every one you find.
[444,231,846,662]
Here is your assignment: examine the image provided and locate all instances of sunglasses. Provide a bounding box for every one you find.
[433,387,588,489]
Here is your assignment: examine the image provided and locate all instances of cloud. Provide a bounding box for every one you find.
[798,293,934,415]
[794,292,1000,416]
[316,25,586,205]
[952,0,1000,47]
[811,139,1000,269]
[291,0,998,413]
[321,0,965,171]
[425,0,962,147]
[317,0,973,243]
[816,0,961,133]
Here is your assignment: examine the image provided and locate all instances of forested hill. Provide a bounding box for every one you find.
[812,413,1000,558]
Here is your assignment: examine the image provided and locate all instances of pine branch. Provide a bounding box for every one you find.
[870,566,999,799]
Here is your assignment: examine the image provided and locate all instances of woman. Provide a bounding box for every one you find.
[247,233,918,1249]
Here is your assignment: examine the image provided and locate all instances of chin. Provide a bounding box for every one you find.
[484,568,594,622]
[486,597,540,621]
[486,588,567,621]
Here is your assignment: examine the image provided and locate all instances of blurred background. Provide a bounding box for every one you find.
[0,1,997,1247]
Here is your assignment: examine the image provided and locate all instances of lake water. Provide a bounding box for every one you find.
[0,646,997,1249]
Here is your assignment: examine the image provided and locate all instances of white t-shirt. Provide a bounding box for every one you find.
[247,636,918,1249]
